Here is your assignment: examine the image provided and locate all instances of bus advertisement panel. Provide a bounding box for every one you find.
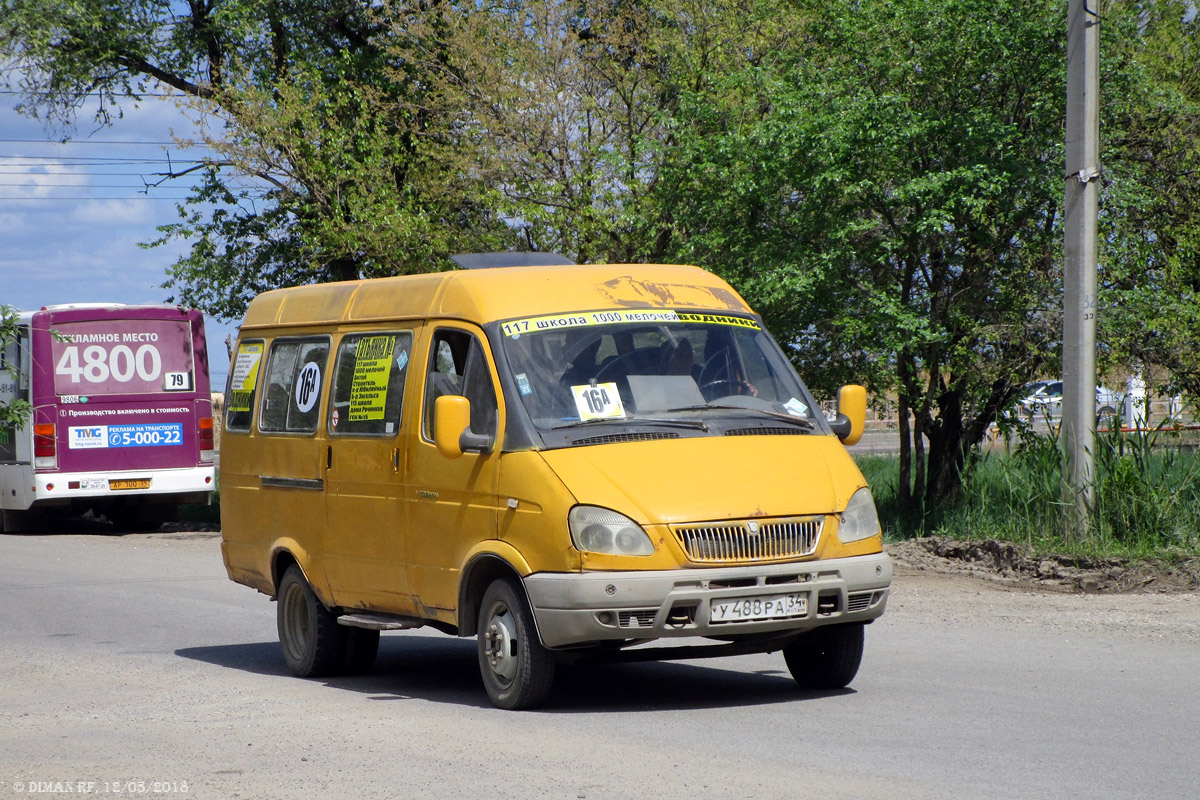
[0,304,215,531]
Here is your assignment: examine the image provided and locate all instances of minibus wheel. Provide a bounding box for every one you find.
[277,564,347,678]
[783,622,864,690]
[477,579,556,710]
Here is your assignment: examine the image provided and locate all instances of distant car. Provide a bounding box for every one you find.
[1017,380,1121,417]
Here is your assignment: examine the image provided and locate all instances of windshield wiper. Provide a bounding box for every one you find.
[552,417,709,432]
[666,404,816,430]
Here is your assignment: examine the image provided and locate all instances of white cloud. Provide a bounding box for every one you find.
[69,198,154,225]
[0,158,84,199]
[1,87,230,374]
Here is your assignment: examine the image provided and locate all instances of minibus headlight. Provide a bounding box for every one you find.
[569,506,654,556]
[838,487,881,543]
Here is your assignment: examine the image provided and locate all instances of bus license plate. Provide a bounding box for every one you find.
[711,593,807,622]
[109,478,151,491]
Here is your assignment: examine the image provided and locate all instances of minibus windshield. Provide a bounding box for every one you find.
[499,311,824,436]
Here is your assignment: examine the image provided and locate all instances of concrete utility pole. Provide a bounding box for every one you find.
[1062,0,1101,540]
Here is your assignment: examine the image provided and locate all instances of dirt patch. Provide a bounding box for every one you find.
[888,536,1200,594]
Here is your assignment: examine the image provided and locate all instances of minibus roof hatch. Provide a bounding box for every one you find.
[450,252,576,269]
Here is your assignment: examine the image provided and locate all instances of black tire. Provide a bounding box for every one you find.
[276,564,347,678]
[477,578,556,710]
[783,623,865,690]
[342,627,381,674]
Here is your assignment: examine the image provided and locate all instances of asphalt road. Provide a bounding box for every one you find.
[2,530,1198,800]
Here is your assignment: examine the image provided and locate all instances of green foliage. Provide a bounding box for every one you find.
[0,305,31,431]
[862,427,1200,556]
[5,0,1200,540]
[1097,0,1200,397]
[662,0,1068,505]
[2,0,518,320]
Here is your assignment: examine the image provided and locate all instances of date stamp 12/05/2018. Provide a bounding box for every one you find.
[10,781,189,795]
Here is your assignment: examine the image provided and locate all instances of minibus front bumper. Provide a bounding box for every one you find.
[523,552,892,649]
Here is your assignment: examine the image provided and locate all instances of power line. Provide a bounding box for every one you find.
[0,138,208,147]
[0,182,202,188]
[1,155,207,163]
[0,195,202,201]
[0,172,199,178]
[0,90,179,98]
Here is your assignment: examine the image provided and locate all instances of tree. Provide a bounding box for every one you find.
[1,0,517,320]
[404,0,763,265]
[1098,1,1200,398]
[662,0,1068,508]
[0,306,31,433]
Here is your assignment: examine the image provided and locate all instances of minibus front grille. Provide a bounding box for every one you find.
[672,516,823,563]
[571,432,680,446]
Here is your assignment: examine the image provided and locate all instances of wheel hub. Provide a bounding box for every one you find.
[483,608,518,683]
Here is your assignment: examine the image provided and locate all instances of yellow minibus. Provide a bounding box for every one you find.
[220,256,891,709]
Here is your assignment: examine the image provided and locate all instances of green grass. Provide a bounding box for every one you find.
[178,472,220,524]
[858,425,1200,560]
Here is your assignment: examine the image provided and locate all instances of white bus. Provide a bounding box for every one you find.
[1,304,216,531]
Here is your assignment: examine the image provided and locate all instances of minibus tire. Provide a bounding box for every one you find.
[783,622,865,690]
[477,579,556,710]
[277,564,347,678]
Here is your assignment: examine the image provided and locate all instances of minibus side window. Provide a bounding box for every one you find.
[462,341,498,436]
[328,331,413,436]
[226,340,265,433]
[259,338,330,434]
[423,329,497,441]
[0,327,27,463]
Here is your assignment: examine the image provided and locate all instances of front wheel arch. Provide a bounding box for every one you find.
[458,554,527,638]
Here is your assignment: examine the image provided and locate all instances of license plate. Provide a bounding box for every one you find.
[109,478,151,491]
[711,592,807,622]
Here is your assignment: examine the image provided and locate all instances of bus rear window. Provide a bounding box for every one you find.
[51,319,195,396]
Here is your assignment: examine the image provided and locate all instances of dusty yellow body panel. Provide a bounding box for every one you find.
[539,435,865,524]
[495,451,582,574]
[404,321,504,619]
[219,419,330,597]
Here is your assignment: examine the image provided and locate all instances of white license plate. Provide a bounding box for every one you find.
[711,592,807,622]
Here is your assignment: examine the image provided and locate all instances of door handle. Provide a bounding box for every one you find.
[391,448,400,472]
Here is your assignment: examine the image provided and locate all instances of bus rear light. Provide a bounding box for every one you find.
[198,417,215,462]
[34,423,57,469]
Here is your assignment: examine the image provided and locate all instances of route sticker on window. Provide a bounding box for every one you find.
[500,309,761,338]
[228,343,264,411]
[502,310,680,337]
[348,335,395,422]
[571,382,625,421]
[294,362,321,413]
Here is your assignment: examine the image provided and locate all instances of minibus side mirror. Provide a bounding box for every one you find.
[829,384,866,446]
[434,395,493,458]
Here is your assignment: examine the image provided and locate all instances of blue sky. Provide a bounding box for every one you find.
[0,95,237,388]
